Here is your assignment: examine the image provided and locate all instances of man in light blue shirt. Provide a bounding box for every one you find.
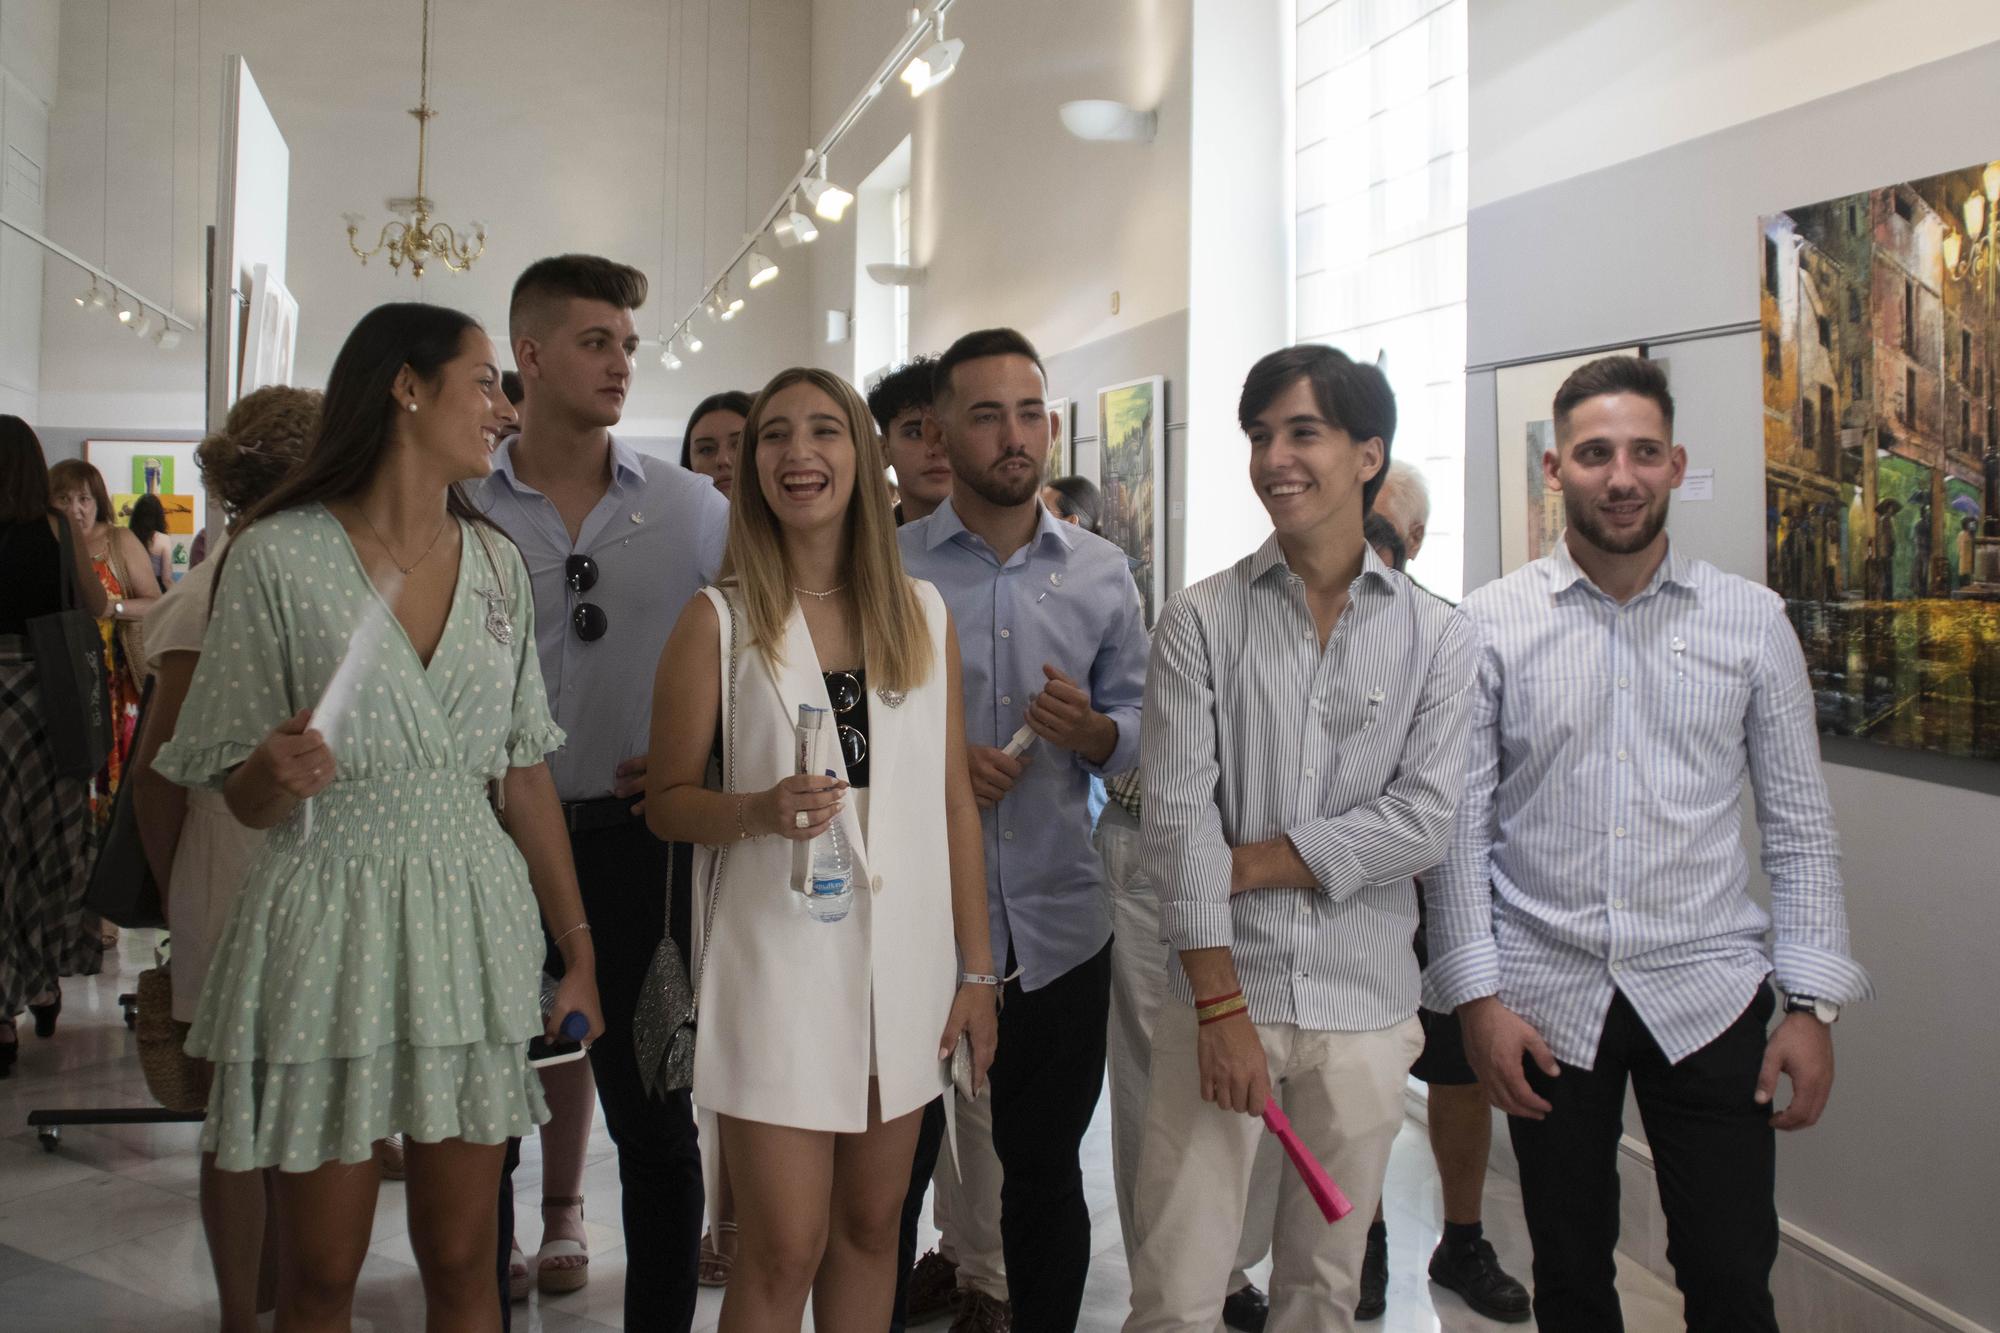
[1426,355,1871,1332]
[900,327,1148,1332]
[473,254,727,1332]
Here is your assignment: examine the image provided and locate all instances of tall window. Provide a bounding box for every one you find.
[1295,0,1468,596]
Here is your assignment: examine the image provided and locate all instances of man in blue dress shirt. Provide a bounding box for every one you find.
[475,254,728,1332]
[1427,355,1872,1332]
[900,327,1149,1332]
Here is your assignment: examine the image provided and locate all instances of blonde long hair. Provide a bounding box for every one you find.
[724,366,933,694]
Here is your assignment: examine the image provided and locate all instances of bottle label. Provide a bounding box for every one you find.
[809,874,848,898]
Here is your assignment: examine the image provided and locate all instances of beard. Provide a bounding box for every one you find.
[957,452,1041,508]
[1565,490,1670,555]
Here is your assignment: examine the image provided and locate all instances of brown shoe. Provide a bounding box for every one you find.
[905,1248,961,1325]
[948,1290,1011,1333]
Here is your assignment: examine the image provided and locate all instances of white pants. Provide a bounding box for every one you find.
[937,1077,1008,1299]
[1100,808,1279,1291]
[1123,1005,1422,1333]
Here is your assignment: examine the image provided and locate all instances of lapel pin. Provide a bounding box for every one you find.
[630,511,643,524]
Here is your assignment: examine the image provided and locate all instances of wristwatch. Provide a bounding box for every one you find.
[1784,993,1840,1024]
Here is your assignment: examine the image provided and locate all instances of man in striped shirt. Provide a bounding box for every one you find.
[1426,355,1872,1332]
[1125,346,1476,1333]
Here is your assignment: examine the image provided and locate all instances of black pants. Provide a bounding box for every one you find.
[497,1136,521,1331]
[1508,986,1779,1333]
[499,817,704,1332]
[890,1096,951,1332]
[989,939,1113,1333]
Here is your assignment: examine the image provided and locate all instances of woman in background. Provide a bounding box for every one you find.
[1041,475,1103,534]
[679,390,752,499]
[131,385,321,1331]
[129,492,176,585]
[0,418,107,1077]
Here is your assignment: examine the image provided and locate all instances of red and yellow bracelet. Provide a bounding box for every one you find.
[1195,989,1249,1025]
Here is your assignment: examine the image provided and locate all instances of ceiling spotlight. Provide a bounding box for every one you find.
[86,285,110,310]
[775,200,818,247]
[901,17,963,97]
[705,294,724,323]
[801,162,854,223]
[117,303,135,324]
[659,344,682,370]
[131,312,155,338]
[747,250,779,289]
[682,329,703,355]
[75,280,100,308]
[1059,99,1158,144]
[155,327,182,350]
[867,262,928,287]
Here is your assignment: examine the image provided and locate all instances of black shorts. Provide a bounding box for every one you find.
[1410,1003,1477,1086]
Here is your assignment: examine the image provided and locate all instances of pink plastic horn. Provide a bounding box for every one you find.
[1262,1102,1354,1222]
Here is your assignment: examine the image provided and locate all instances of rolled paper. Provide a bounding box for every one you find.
[1262,1101,1354,1223]
[1002,722,1036,759]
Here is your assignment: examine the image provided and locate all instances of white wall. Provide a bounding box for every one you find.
[33,0,814,442]
[1471,0,2000,209]
[796,0,1191,381]
[0,0,58,421]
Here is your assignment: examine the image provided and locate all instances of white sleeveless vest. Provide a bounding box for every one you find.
[690,580,957,1131]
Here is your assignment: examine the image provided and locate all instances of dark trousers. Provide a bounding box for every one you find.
[1509,986,1779,1333]
[990,939,1113,1333]
[891,1096,951,1332]
[499,817,704,1333]
[497,1136,521,1331]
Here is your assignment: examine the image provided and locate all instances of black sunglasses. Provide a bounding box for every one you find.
[566,554,607,642]
[826,669,867,771]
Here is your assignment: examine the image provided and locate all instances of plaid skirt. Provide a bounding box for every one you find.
[0,645,98,1013]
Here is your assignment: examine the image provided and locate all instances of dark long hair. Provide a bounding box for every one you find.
[679,389,754,470]
[129,493,168,544]
[212,302,503,605]
[0,415,53,523]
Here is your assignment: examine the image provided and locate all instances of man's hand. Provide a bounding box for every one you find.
[968,745,1027,809]
[613,753,648,815]
[1459,996,1559,1120]
[1025,665,1117,765]
[1756,1012,1834,1130]
[1196,1014,1272,1116]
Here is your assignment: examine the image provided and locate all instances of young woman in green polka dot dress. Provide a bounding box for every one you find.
[154,302,603,1328]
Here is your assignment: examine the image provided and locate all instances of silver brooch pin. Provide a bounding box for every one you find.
[1049,572,1063,587]
[877,688,907,709]
[630,511,644,524]
[478,588,514,646]
[1671,635,1687,677]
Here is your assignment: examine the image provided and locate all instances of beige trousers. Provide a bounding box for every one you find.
[1123,1006,1422,1333]
[937,1078,1008,1299]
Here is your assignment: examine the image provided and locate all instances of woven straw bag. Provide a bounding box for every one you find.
[136,962,210,1113]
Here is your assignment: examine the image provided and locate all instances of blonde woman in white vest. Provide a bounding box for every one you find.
[648,366,998,1333]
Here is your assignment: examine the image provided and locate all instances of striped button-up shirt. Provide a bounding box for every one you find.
[1424,538,1873,1066]
[1144,536,1475,1031]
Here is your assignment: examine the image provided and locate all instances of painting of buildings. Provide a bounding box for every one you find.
[1095,376,1165,624]
[1760,160,2000,762]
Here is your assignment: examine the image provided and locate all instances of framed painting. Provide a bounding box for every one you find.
[84,438,206,582]
[243,262,299,394]
[1045,395,1074,480]
[1760,158,2000,762]
[1095,375,1166,624]
[1493,346,1641,573]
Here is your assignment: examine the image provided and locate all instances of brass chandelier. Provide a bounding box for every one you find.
[344,0,484,277]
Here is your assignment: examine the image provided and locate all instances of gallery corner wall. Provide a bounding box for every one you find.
[1465,31,2000,1331]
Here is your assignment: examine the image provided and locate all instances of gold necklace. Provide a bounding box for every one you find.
[793,583,848,601]
[357,506,451,576]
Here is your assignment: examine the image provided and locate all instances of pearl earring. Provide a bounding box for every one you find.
[406,402,419,413]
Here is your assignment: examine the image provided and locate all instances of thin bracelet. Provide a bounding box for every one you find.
[734,794,751,841]
[1199,998,1250,1026]
[552,921,591,949]
[960,972,1001,988]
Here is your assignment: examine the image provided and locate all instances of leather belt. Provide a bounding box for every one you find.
[561,796,639,834]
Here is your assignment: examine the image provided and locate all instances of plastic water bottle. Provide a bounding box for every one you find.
[539,972,590,1044]
[795,704,853,923]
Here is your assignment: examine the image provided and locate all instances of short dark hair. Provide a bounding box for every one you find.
[868,355,940,434]
[1237,344,1397,512]
[500,370,524,405]
[932,328,1046,406]
[0,415,52,523]
[1044,475,1103,533]
[509,254,648,341]
[1552,355,1673,439]
[679,390,755,470]
[1362,511,1408,571]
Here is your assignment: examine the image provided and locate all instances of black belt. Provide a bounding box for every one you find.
[561,796,640,834]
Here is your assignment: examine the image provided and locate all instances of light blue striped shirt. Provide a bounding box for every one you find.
[1144,537,1475,1031]
[1424,538,1873,1066]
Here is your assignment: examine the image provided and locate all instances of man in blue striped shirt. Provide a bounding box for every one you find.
[1426,355,1873,1332]
[1127,346,1475,1333]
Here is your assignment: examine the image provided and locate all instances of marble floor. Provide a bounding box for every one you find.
[0,933,1688,1331]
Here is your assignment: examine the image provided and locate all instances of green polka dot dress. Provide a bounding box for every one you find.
[154,505,564,1173]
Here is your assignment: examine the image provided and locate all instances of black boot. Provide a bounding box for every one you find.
[1428,1226,1531,1324]
[1355,1219,1388,1320]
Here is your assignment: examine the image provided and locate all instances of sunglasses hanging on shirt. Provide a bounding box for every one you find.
[824,669,869,777]
[566,553,608,642]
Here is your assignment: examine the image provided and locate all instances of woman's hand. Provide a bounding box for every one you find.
[752,773,848,842]
[938,981,1000,1097]
[548,963,606,1048]
[248,708,336,800]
